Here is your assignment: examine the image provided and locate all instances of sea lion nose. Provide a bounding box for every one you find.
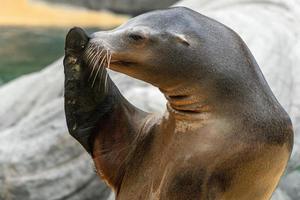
[65,27,90,53]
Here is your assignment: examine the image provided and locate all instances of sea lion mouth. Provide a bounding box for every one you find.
[110,60,136,67]
[84,41,138,70]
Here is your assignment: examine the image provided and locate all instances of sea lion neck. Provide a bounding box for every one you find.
[158,61,273,122]
[159,84,214,121]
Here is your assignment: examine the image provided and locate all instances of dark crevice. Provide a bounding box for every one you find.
[168,94,189,100]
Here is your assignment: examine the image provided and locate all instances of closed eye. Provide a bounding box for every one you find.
[128,33,144,41]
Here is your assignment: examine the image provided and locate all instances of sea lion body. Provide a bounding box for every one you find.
[64,7,293,200]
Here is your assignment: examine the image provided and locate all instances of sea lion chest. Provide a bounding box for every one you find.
[117,116,234,200]
[116,114,290,200]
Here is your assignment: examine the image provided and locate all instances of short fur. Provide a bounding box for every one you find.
[64,7,293,200]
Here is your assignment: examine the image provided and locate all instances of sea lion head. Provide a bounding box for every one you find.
[82,7,248,92]
[67,7,262,115]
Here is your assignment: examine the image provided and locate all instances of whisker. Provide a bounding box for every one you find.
[98,54,108,91]
[90,47,100,65]
[88,45,103,81]
[83,43,113,91]
[89,49,104,81]
[88,52,100,83]
[104,50,112,93]
[98,50,109,91]
[86,49,96,69]
[98,49,108,91]
[85,44,96,60]
[91,55,103,88]
[101,49,109,91]
[92,52,107,88]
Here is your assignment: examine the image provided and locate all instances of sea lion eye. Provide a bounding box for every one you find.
[128,33,145,41]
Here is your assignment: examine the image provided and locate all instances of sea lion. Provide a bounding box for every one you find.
[64,7,294,200]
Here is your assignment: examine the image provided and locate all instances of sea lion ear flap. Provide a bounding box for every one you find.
[174,33,190,46]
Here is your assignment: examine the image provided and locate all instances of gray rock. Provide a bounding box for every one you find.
[0,60,110,200]
[31,0,179,15]
[271,188,292,200]
[107,192,115,200]
[280,171,300,200]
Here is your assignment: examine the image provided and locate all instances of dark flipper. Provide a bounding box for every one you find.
[64,27,149,189]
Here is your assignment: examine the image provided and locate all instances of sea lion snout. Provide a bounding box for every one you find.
[65,27,90,54]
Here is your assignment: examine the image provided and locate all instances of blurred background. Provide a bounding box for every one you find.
[0,0,125,84]
[0,0,299,200]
